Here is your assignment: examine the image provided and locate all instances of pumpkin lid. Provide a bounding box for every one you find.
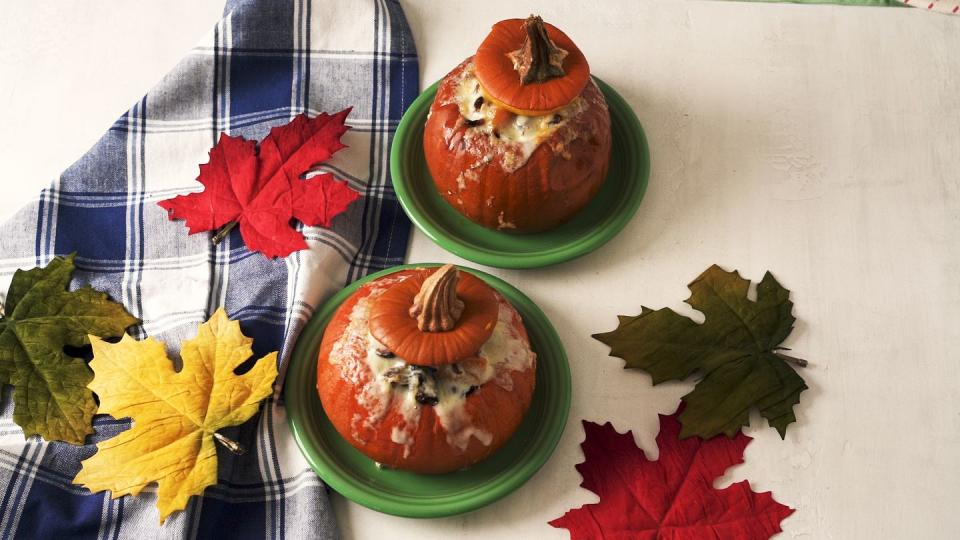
[474,15,590,115]
[369,265,499,366]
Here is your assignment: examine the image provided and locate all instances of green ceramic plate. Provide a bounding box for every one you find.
[391,77,650,269]
[284,264,571,518]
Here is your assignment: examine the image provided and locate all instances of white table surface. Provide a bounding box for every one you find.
[3,1,960,538]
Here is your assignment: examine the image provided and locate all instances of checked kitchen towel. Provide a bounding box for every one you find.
[0,0,417,538]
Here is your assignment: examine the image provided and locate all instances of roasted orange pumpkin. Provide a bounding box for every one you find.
[316,265,537,473]
[423,15,611,233]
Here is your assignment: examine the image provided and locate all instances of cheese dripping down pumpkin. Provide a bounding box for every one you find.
[316,265,537,473]
[423,15,611,232]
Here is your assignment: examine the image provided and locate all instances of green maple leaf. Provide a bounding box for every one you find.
[0,254,137,444]
[593,265,808,439]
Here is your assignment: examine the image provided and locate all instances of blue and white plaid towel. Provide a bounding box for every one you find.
[0,0,418,537]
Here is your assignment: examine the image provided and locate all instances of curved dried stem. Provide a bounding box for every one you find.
[507,15,568,85]
[409,264,464,332]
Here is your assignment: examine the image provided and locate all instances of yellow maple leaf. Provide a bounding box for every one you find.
[73,308,278,523]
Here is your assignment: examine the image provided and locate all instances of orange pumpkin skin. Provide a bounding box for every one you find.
[423,58,611,233]
[316,269,536,474]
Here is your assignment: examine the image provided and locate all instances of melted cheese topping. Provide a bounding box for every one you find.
[442,61,587,173]
[327,276,536,459]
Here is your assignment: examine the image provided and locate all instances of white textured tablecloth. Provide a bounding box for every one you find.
[3,1,960,538]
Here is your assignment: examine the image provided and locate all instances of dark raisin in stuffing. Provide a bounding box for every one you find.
[415,390,439,406]
[409,365,438,405]
[493,129,500,139]
[474,96,484,111]
[451,364,463,375]
[549,114,562,125]
[464,118,484,128]
[464,385,479,397]
[382,366,408,386]
[375,347,394,358]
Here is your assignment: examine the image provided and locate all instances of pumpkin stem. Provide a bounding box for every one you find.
[409,264,465,332]
[507,15,569,85]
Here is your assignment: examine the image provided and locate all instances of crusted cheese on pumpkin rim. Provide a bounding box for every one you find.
[440,61,589,174]
[327,273,536,460]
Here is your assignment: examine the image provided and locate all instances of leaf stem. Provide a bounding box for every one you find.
[775,352,808,368]
[211,221,238,246]
[213,432,246,455]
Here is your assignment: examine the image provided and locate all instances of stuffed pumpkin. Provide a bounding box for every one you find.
[423,15,611,232]
[316,265,537,473]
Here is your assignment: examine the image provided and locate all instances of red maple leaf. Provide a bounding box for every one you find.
[550,412,794,540]
[158,108,361,259]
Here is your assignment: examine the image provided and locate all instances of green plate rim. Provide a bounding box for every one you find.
[284,264,572,518]
[390,76,650,269]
